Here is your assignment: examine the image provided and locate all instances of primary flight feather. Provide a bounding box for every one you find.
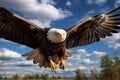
[0,6,120,72]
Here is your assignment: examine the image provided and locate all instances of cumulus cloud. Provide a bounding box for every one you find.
[76,49,107,58]
[102,33,120,50]
[0,0,72,27]
[80,58,99,65]
[76,49,90,57]
[0,48,40,77]
[0,60,34,67]
[28,19,51,27]
[64,49,107,76]
[13,61,35,67]
[0,48,105,77]
[77,49,87,54]
[0,48,35,77]
[102,33,120,44]
[115,0,120,7]
[0,48,22,60]
[41,0,56,5]
[91,51,107,57]
[109,43,120,50]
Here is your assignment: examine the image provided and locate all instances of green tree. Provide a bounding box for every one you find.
[90,69,98,80]
[4,76,8,80]
[112,53,120,80]
[113,53,120,67]
[23,74,31,79]
[10,74,22,80]
[74,69,87,80]
[41,74,49,80]
[0,76,2,79]
[31,74,40,79]
[100,54,113,80]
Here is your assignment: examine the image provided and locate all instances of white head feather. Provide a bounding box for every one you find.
[47,28,67,43]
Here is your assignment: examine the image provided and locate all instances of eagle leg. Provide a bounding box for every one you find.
[59,58,66,70]
[42,49,57,72]
[49,59,56,73]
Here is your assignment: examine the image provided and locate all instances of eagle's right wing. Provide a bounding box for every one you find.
[0,6,46,49]
[66,6,120,49]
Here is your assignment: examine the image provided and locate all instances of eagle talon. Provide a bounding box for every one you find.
[59,59,65,70]
[50,60,56,73]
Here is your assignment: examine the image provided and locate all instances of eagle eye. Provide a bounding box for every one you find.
[55,32,59,35]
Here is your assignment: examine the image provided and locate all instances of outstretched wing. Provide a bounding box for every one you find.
[0,6,45,49]
[66,6,120,48]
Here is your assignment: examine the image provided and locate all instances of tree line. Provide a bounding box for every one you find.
[74,53,120,80]
[0,53,120,80]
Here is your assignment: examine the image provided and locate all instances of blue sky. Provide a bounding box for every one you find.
[0,0,120,77]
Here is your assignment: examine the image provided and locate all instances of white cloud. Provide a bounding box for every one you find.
[109,43,120,50]
[80,58,99,65]
[81,59,92,64]
[66,1,72,6]
[0,48,44,76]
[95,0,107,4]
[91,51,107,57]
[0,48,22,60]
[103,33,120,44]
[87,0,107,6]
[0,38,14,44]
[115,0,120,7]
[77,49,87,54]
[0,60,34,67]
[58,9,72,19]
[77,49,91,57]
[0,0,72,27]
[86,10,95,15]
[102,33,120,50]
[87,0,93,4]
[76,49,107,57]
[41,0,56,5]
[13,61,35,67]
[28,19,51,27]
[19,45,27,49]
[65,49,107,75]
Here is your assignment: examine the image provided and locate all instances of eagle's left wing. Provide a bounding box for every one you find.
[66,6,120,49]
[0,6,46,49]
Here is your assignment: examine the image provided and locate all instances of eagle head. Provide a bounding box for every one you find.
[47,28,67,43]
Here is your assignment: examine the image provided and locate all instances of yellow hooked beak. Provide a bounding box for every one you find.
[58,33,64,41]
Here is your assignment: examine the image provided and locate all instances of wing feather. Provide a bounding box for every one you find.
[0,6,45,49]
[66,6,120,48]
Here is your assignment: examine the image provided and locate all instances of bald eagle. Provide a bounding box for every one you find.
[0,6,120,72]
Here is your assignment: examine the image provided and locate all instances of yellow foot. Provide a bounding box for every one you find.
[50,60,56,73]
[59,59,66,70]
